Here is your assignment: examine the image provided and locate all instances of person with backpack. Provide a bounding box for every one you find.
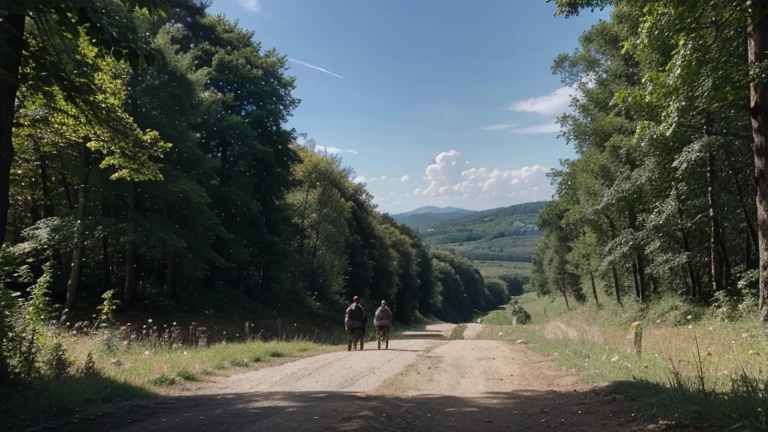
[345,296,367,350]
[374,300,392,329]
[345,296,366,332]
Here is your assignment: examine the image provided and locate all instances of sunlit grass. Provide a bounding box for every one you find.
[0,334,342,418]
[478,294,768,428]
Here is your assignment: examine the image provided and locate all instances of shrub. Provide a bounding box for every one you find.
[40,341,73,379]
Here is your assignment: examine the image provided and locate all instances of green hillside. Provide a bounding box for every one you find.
[421,201,545,245]
[391,209,476,231]
[404,201,547,281]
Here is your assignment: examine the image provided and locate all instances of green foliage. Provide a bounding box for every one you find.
[510,299,532,325]
[532,0,762,319]
[24,262,57,325]
[485,279,511,306]
[96,290,121,328]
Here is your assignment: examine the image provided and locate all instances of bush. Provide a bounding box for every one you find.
[40,341,73,379]
[486,279,511,306]
[510,299,531,325]
[0,284,75,385]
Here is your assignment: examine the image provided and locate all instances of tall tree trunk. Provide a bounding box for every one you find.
[124,184,137,304]
[0,11,26,247]
[748,0,768,319]
[57,151,75,211]
[724,144,759,257]
[627,207,646,302]
[631,261,641,301]
[290,185,312,295]
[611,265,622,306]
[678,203,701,300]
[64,148,93,309]
[604,214,623,306]
[560,283,570,309]
[589,271,599,307]
[636,253,647,302]
[708,151,726,293]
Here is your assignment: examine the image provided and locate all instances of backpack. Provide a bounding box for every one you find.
[347,304,364,321]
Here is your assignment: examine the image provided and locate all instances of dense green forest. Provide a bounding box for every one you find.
[533,0,768,314]
[0,0,513,384]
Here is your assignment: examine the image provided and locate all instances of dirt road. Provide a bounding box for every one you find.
[65,329,662,432]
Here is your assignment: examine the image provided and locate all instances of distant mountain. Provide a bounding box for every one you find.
[395,201,549,282]
[422,201,548,263]
[399,206,475,216]
[391,206,476,231]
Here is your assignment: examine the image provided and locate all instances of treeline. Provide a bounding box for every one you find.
[0,0,501,353]
[532,0,768,317]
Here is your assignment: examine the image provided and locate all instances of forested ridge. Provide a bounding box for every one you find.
[533,0,768,315]
[0,0,513,384]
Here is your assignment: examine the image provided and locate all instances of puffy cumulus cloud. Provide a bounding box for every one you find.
[353,175,367,183]
[400,175,410,182]
[418,150,552,203]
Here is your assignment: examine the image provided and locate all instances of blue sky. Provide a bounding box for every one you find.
[207,0,608,213]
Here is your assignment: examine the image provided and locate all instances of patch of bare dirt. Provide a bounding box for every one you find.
[462,323,482,339]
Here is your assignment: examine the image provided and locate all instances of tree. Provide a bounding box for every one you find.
[0,0,168,247]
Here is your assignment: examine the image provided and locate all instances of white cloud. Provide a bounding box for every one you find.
[318,145,342,153]
[510,121,560,134]
[506,86,575,116]
[238,0,262,13]
[289,58,343,79]
[400,175,410,182]
[380,175,388,181]
[417,150,552,204]
[353,176,367,183]
[479,123,516,131]
[316,145,358,154]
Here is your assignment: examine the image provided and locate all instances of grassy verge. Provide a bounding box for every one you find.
[1,335,341,422]
[479,293,768,429]
[448,324,467,340]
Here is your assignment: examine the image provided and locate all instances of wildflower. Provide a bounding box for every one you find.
[611,354,619,362]
[144,350,151,356]
[688,325,693,329]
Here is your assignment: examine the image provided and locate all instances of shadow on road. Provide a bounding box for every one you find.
[54,384,709,432]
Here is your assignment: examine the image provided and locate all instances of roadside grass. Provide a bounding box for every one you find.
[449,324,467,340]
[0,334,342,420]
[479,293,768,429]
